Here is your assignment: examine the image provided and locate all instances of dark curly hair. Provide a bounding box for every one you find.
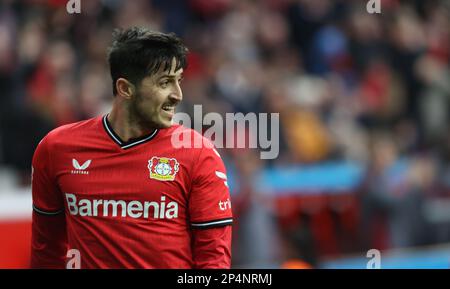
[107,27,188,95]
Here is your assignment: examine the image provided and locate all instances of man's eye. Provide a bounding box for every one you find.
[160,81,169,87]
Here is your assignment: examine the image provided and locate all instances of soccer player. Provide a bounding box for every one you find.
[30,27,233,269]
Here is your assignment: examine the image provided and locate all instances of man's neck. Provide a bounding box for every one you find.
[107,104,155,142]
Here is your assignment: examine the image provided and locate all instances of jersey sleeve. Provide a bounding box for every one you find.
[189,143,233,268]
[189,144,233,228]
[30,136,68,268]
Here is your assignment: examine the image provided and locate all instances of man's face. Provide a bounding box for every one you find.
[130,58,183,129]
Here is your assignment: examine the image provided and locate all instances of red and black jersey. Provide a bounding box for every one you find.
[31,115,232,268]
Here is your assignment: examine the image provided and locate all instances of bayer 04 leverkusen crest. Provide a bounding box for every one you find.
[147,157,180,181]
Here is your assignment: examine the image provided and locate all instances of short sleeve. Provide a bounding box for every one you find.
[189,145,233,229]
[31,135,67,268]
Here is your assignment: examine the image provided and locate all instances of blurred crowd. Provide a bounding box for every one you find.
[0,0,449,268]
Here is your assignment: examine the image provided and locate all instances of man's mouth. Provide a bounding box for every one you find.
[162,105,175,114]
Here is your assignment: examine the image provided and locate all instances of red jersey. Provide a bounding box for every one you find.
[30,115,233,269]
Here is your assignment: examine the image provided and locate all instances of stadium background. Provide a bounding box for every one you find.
[0,0,449,268]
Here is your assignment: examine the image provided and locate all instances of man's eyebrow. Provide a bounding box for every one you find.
[158,74,183,79]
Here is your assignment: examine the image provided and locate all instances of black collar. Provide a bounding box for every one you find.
[102,115,158,149]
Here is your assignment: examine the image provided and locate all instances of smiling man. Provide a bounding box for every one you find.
[30,27,233,269]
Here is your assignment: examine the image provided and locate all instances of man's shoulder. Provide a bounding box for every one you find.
[164,124,223,162]
[43,116,102,145]
[166,124,215,149]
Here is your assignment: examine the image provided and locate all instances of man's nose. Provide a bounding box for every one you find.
[170,83,183,102]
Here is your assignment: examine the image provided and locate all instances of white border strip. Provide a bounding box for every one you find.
[103,115,123,145]
[32,205,64,216]
[121,129,158,149]
[191,218,233,227]
[103,115,158,149]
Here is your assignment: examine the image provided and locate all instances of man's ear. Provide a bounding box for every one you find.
[116,78,136,100]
